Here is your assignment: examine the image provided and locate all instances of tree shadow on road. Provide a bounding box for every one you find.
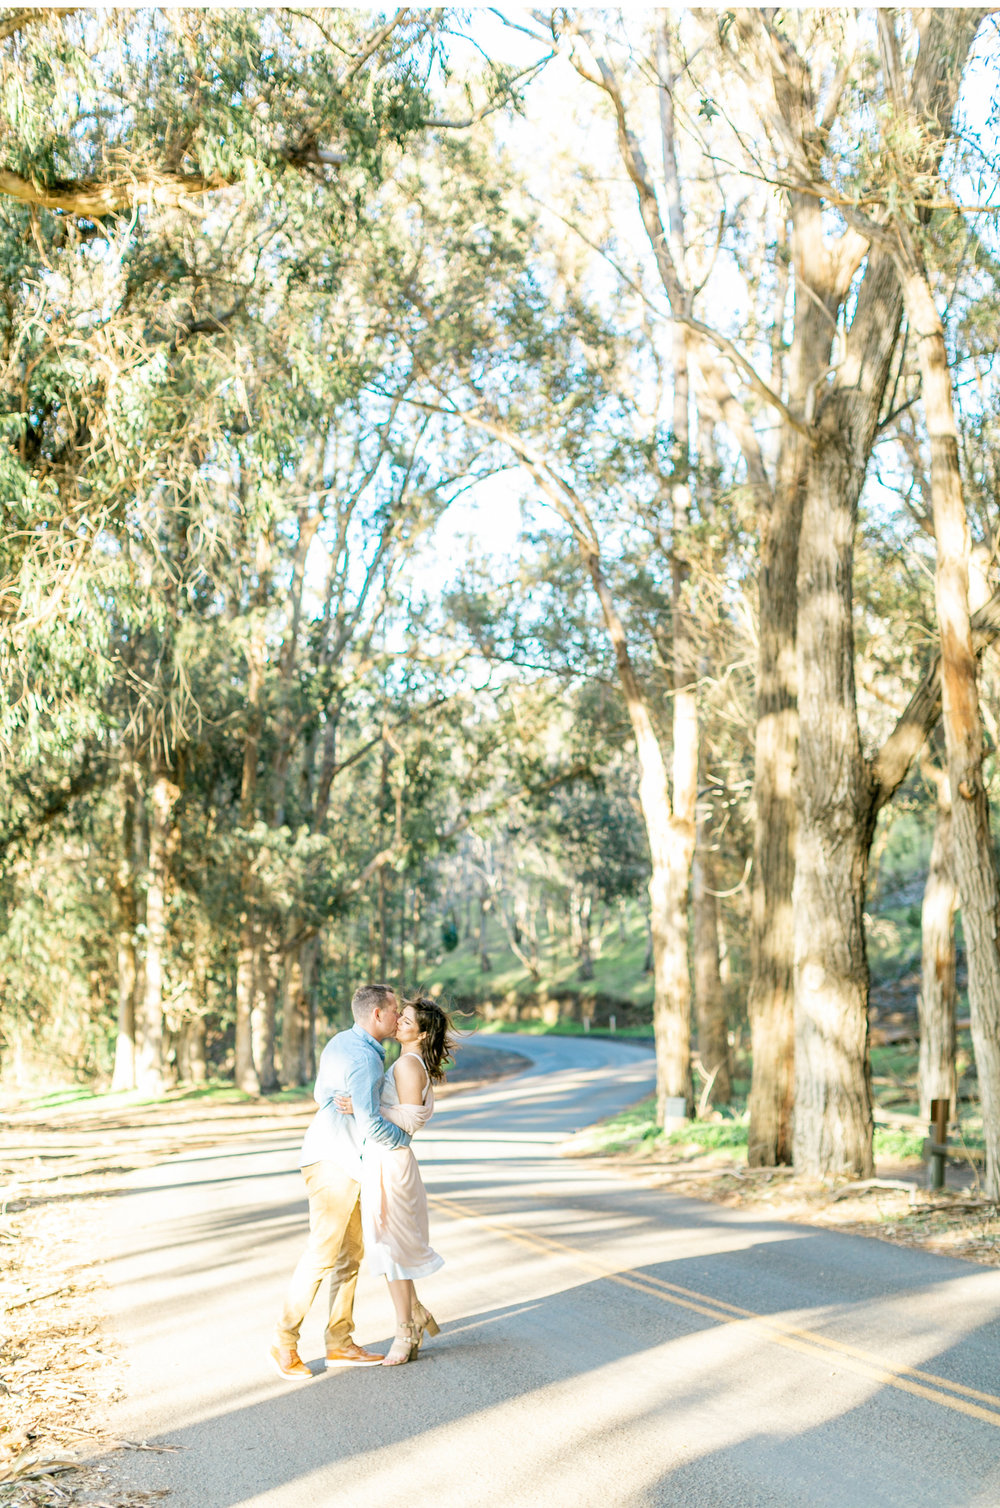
[98,1223,1000,1508]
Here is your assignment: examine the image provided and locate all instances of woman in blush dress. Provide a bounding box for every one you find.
[338,996,454,1366]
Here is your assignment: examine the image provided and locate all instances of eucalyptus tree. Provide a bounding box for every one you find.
[537,8,806,1156]
[917,751,959,1120]
[542,7,991,1173]
[847,6,1000,1193]
[245,399,456,1088]
[398,292,703,1111]
[0,7,463,1090]
[724,8,993,1177]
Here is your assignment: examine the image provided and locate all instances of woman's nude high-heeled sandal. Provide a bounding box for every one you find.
[383,1323,420,1366]
[412,1301,440,1339]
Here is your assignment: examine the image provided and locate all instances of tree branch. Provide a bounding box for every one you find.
[0,8,78,43]
[683,313,812,438]
[426,57,555,127]
[339,8,409,85]
[871,587,1000,812]
[0,166,229,217]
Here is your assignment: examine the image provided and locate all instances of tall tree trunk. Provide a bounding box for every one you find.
[918,763,958,1120]
[111,764,138,1092]
[477,888,492,973]
[281,930,316,1086]
[494,887,542,981]
[692,836,731,1106]
[377,863,389,978]
[586,547,694,1118]
[377,738,390,978]
[791,227,909,1176]
[720,8,969,1172]
[412,886,423,981]
[235,531,269,1094]
[234,905,259,1093]
[302,936,318,1078]
[666,324,699,1110]
[398,883,407,979]
[461,398,696,1115]
[251,920,280,1093]
[569,887,583,955]
[561,20,697,1120]
[518,890,540,974]
[903,262,1000,1197]
[176,1014,207,1085]
[136,761,178,1096]
[577,891,594,980]
[745,441,801,1158]
[793,416,881,1176]
[746,484,799,1163]
[790,5,982,1179]
[794,0,986,1174]
[177,930,209,1087]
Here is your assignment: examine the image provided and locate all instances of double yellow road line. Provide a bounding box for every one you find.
[430,1192,1000,1428]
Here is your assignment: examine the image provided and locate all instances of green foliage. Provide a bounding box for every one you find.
[425,897,654,1010]
[873,1127,926,1162]
[665,1119,749,1151]
[0,6,996,1152]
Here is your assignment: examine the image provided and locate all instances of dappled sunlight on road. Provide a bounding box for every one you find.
[102,1035,1000,1508]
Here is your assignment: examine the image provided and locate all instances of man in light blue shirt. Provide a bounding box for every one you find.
[271,983,410,1378]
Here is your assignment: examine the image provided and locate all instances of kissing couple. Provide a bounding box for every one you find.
[271,983,454,1374]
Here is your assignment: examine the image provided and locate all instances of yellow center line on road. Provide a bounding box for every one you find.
[429,1192,1000,1428]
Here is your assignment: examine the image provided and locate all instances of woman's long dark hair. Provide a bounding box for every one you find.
[407,996,456,1083]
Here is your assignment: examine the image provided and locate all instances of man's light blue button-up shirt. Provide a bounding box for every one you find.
[300,1023,409,1183]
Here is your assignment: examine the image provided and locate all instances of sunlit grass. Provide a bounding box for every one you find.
[470,1017,653,1039]
[873,1127,925,1161]
[570,1094,750,1158]
[15,1078,313,1114]
[570,1095,980,1168]
[23,1086,99,1110]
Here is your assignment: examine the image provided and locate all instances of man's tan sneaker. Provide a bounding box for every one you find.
[325,1341,384,1368]
[270,1344,312,1380]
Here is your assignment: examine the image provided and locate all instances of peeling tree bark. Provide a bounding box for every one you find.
[235,526,270,1096]
[758,4,982,1176]
[790,246,902,1178]
[585,546,694,1116]
[251,923,280,1093]
[901,262,1000,1197]
[746,473,800,1164]
[111,764,138,1092]
[135,761,179,1096]
[0,166,228,217]
[692,834,731,1106]
[281,933,318,1086]
[918,762,958,1121]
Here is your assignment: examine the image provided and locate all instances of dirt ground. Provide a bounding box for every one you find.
[2,1048,997,1506]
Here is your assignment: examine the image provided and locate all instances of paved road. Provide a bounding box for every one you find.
[104,1036,1000,1507]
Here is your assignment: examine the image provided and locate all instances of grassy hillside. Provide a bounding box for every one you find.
[418,903,656,1023]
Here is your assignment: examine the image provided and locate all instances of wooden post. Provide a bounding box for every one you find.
[928,1097,950,1191]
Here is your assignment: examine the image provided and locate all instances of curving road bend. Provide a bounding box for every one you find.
[104,1035,1000,1508]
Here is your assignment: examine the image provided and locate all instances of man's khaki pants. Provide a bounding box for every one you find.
[275,1161,363,1351]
